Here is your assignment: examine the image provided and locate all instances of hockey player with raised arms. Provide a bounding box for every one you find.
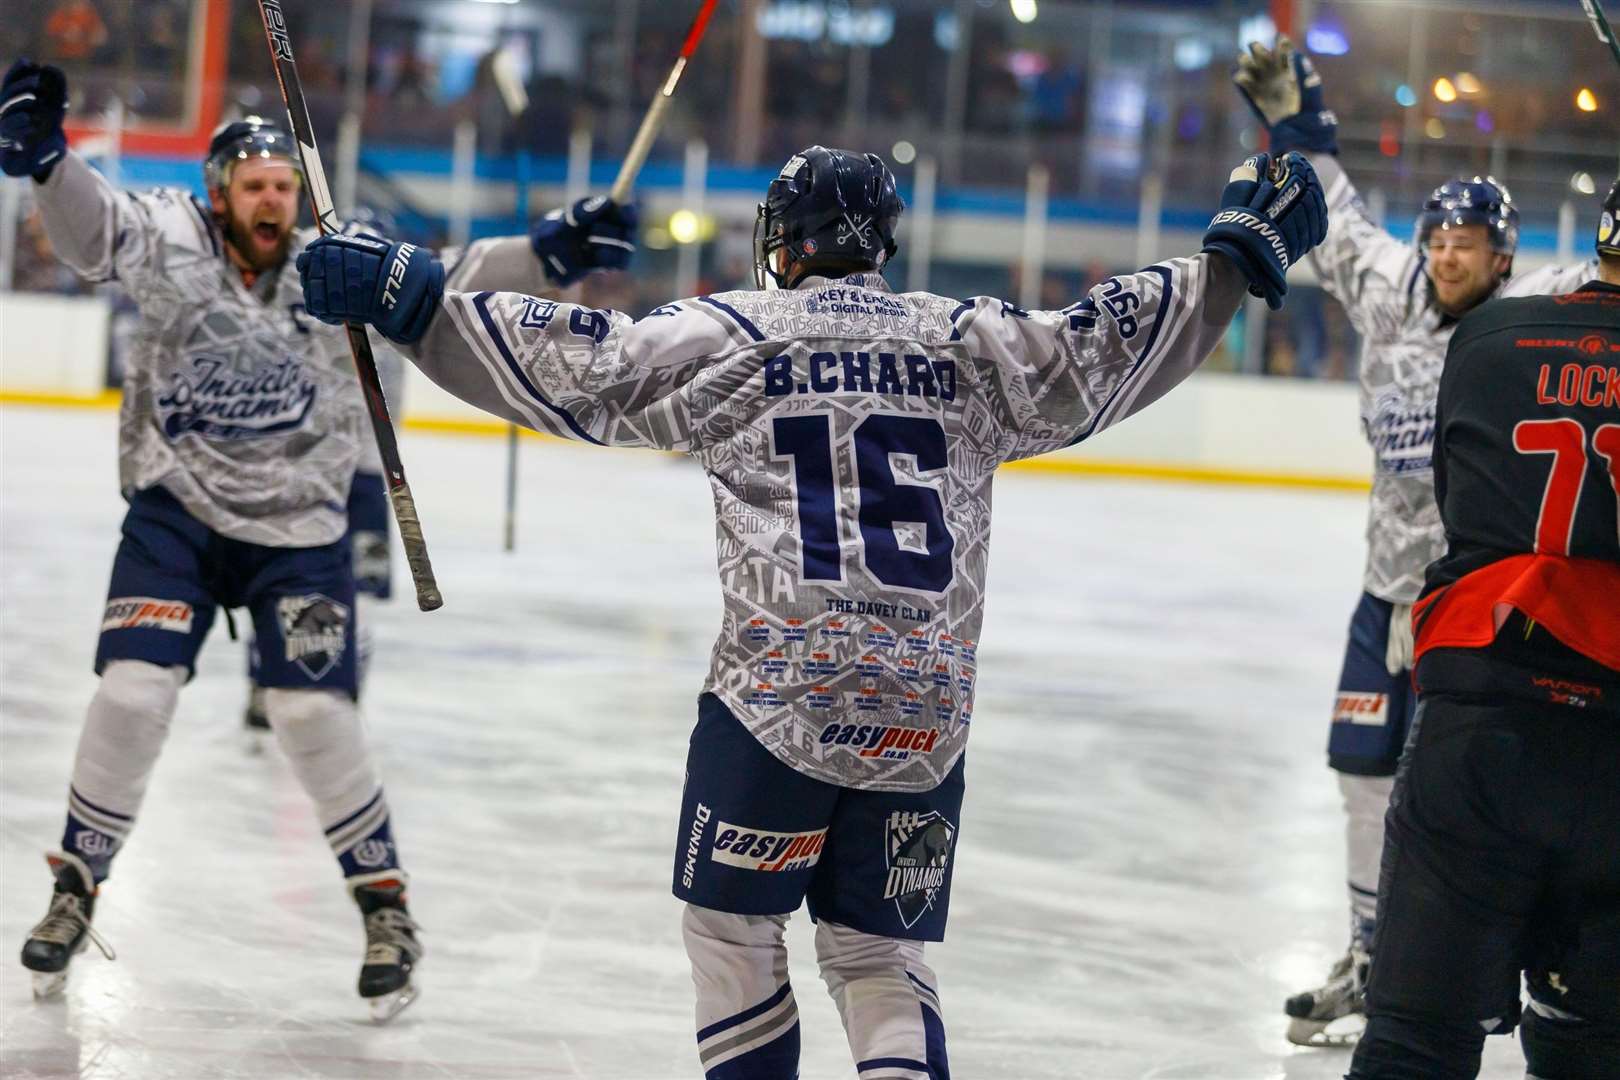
[0,59,635,1018]
[1230,36,1598,1048]
[296,142,1328,1076]
[1347,182,1620,1079]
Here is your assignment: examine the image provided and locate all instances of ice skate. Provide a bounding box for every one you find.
[349,871,422,1022]
[1285,945,1368,1047]
[19,851,115,999]
[243,685,271,755]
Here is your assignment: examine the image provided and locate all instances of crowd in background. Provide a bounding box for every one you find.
[3,0,1613,382]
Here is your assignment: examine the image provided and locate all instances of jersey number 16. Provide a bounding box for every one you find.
[772,414,956,593]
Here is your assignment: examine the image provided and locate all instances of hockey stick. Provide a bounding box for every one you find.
[609,0,719,203]
[255,0,443,611]
[1581,0,1620,69]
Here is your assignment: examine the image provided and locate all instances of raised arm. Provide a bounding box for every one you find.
[296,232,725,450]
[965,151,1327,462]
[2,61,212,291]
[1234,37,1419,330]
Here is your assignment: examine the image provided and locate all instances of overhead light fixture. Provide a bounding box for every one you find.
[1010,0,1037,24]
[1576,87,1599,112]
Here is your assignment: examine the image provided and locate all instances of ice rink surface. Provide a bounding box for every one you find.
[1,405,1537,1079]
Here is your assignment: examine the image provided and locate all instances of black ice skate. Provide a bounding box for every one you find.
[243,684,272,755]
[1284,945,1369,1047]
[348,871,422,1022]
[19,851,115,999]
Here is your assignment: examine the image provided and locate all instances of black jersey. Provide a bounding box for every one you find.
[1414,280,1620,672]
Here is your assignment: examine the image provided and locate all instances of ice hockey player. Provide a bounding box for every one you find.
[0,58,635,1018]
[1346,180,1620,1079]
[295,143,1327,1076]
[242,207,409,754]
[1231,35,1599,1048]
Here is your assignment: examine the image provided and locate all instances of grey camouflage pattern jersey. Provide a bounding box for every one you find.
[1306,155,1596,603]
[33,151,552,545]
[407,256,1247,791]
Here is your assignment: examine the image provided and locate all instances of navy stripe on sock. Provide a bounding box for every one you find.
[696,982,793,1043]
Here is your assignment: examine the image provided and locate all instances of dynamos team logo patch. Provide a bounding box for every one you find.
[276,593,350,680]
[883,810,956,929]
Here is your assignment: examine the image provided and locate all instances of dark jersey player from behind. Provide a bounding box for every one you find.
[1348,181,1620,1080]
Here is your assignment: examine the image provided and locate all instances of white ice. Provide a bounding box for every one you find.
[1,405,1535,1079]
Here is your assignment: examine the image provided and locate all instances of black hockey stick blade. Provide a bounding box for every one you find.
[254,0,443,611]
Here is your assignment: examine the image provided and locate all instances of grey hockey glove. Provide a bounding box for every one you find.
[530,196,639,286]
[297,233,445,345]
[1233,35,1339,155]
[1201,151,1328,311]
[0,59,68,181]
[1384,602,1414,676]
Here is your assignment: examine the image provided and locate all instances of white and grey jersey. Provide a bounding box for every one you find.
[35,151,363,547]
[1307,155,1595,603]
[408,256,1246,791]
[34,152,555,539]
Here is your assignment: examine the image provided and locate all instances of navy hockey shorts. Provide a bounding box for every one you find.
[96,487,358,695]
[1326,591,1416,776]
[348,470,392,600]
[1366,682,1620,1045]
[673,693,965,942]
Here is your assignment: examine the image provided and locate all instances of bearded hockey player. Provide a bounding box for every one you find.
[294,143,1327,1076]
[0,58,634,1019]
[1347,180,1620,1079]
[1231,35,1598,1047]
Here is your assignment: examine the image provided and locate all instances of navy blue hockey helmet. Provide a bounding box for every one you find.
[754,146,904,289]
[1598,177,1620,258]
[204,116,302,191]
[1414,175,1519,257]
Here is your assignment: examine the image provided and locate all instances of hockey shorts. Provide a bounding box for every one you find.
[1326,591,1416,776]
[673,693,965,942]
[348,470,392,600]
[1367,648,1620,1041]
[96,486,358,695]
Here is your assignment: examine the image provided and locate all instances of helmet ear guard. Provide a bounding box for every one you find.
[753,146,904,290]
[1598,178,1620,258]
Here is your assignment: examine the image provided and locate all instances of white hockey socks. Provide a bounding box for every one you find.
[683,904,801,1079]
[63,660,186,878]
[1340,771,1394,950]
[816,919,948,1080]
[263,688,400,878]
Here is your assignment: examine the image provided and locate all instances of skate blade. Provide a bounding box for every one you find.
[366,983,418,1023]
[1286,1013,1364,1048]
[30,970,68,1000]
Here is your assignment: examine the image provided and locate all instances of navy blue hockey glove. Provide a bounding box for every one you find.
[1233,35,1338,156]
[530,196,639,286]
[1201,152,1328,310]
[0,60,69,181]
[296,233,445,345]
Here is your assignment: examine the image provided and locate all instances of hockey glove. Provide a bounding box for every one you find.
[1233,35,1339,156]
[1384,602,1414,676]
[0,60,69,181]
[296,233,445,346]
[530,196,639,287]
[1201,152,1328,311]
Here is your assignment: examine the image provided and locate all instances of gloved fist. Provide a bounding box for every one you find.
[1233,35,1338,155]
[1201,151,1329,310]
[530,196,639,286]
[296,233,445,345]
[0,59,69,181]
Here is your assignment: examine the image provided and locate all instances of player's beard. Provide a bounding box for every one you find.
[222,202,294,273]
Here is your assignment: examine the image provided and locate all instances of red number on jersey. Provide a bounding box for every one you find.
[1514,419,1620,553]
[1595,424,1620,543]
